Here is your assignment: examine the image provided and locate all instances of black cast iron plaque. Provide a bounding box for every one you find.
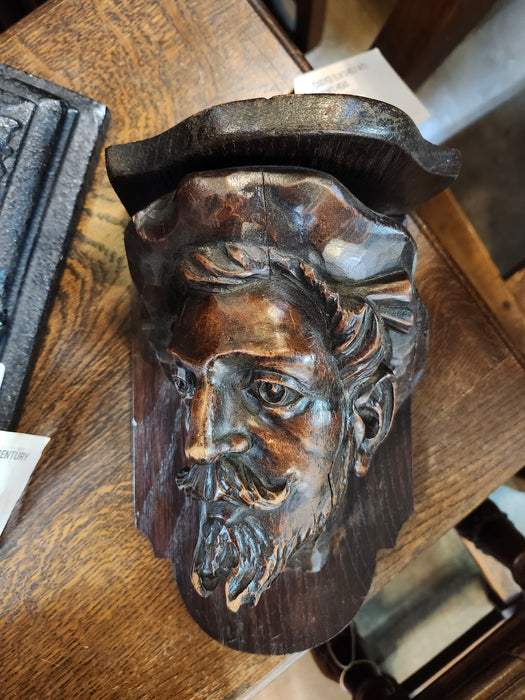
[0,63,109,429]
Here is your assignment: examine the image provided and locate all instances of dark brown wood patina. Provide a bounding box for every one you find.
[106,94,459,654]
[106,94,460,218]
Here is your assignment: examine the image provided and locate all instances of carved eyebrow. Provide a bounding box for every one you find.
[160,355,196,379]
[163,349,330,394]
[232,351,317,368]
[228,351,325,394]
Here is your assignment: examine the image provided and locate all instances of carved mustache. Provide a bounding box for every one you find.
[176,458,292,510]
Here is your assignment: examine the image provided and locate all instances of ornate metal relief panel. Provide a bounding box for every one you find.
[0,63,109,428]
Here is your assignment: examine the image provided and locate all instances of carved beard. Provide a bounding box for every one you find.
[176,459,335,611]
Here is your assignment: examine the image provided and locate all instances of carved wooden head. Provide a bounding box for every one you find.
[107,95,458,652]
[124,166,425,610]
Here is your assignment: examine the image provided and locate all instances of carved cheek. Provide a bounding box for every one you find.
[244,399,344,480]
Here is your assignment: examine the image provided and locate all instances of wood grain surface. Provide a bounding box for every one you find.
[418,191,525,356]
[507,266,525,319]
[0,0,524,696]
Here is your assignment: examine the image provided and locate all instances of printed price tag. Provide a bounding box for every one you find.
[294,48,430,126]
[0,429,50,535]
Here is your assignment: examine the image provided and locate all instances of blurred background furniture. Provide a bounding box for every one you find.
[262,0,327,52]
[312,497,525,698]
[372,0,499,88]
[263,0,500,81]
[0,0,46,31]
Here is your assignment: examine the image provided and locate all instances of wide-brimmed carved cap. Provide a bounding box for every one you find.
[106,94,459,218]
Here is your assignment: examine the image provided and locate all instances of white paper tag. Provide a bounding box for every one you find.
[0,429,50,535]
[0,362,5,390]
[294,48,430,126]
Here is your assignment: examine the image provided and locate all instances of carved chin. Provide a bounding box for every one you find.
[190,492,336,611]
[190,509,281,611]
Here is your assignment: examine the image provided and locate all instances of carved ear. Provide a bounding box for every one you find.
[349,373,396,477]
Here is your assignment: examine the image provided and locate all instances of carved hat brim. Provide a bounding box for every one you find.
[106,94,459,218]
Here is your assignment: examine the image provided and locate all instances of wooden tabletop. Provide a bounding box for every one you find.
[0,0,524,697]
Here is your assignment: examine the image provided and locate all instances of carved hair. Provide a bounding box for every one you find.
[176,241,388,388]
[131,167,425,408]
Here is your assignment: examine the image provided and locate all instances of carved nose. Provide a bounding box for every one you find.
[185,432,250,464]
[184,382,250,464]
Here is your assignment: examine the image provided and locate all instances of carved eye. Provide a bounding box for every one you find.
[258,382,286,404]
[167,368,195,398]
[174,376,191,396]
[250,381,302,408]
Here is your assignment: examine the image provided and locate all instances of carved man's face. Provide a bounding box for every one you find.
[161,276,349,610]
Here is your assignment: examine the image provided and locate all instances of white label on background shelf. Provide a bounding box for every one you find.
[0,429,50,536]
[0,362,5,390]
[294,48,430,126]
